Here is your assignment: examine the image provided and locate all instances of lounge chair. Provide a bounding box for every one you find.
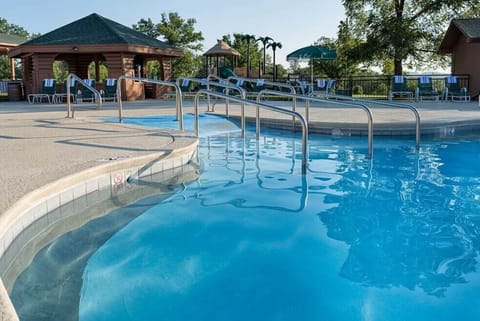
[246,78,266,99]
[52,79,76,103]
[444,76,470,102]
[310,79,336,96]
[416,76,439,101]
[78,79,97,102]
[179,79,197,99]
[388,75,413,100]
[295,80,310,95]
[235,78,247,89]
[27,78,56,104]
[100,78,117,102]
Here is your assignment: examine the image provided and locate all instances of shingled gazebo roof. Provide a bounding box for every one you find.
[8,13,183,58]
[0,33,24,55]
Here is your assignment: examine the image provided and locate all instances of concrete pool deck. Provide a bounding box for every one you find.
[1,97,480,321]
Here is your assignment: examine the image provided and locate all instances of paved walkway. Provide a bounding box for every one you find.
[0,100,195,215]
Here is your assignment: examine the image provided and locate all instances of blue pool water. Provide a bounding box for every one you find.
[12,115,480,321]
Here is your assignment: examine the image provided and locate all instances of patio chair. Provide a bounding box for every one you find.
[444,76,470,102]
[180,78,198,99]
[27,78,56,104]
[295,79,310,95]
[52,79,77,103]
[77,79,97,102]
[388,75,413,100]
[246,78,266,99]
[311,79,336,96]
[415,76,439,101]
[100,78,117,102]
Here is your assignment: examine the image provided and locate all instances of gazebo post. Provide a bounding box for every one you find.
[9,58,15,80]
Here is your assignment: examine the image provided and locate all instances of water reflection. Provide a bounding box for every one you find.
[319,141,480,297]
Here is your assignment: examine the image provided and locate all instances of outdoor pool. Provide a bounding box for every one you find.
[10,114,480,321]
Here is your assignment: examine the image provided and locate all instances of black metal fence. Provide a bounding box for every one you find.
[286,74,470,100]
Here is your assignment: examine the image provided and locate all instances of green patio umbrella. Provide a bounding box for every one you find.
[286,45,337,88]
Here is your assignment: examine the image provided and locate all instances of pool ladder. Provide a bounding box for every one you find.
[190,84,309,175]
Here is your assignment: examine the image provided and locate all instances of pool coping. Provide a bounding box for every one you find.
[0,140,198,321]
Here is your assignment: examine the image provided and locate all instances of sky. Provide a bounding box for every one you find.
[1,0,345,67]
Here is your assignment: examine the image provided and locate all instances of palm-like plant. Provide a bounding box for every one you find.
[256,36,273,75]
[240,34,256,77]
[267,41,282,80]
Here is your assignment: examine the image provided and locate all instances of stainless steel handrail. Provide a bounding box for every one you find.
[226,76,297,94]
[66,73,102,118]
[347,97,421,150]
[256,89,374,159]
[117,75,184,131]
[194,89,309,175]
[177,77,247,132]
[227,76,298,126]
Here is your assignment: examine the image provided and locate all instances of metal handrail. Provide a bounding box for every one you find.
[226,76,297,94]
[227,76,298,126]
[66,73,102,118]
[177,77,247,131]
[349,97,421,149]
[117,75,184,131]
[194,89,309,175]
[256,89,374,159]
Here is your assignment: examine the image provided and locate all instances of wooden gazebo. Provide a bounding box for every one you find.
[203,40,240,78]
[0,33,24,80]
[8,13,184,100]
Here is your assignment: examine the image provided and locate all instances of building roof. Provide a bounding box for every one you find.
[0,33,24,55]
[8,13,183,58]
[439,18,480,54]
[0,33,25,46]
[203,40,240,57]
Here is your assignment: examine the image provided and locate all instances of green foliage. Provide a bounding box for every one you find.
[133,12,204,79]
[0,56,9,79]
[0,17,29,38]
[157,12,204,52]
[172,51,204,78]
[341,0,480,74]
[132,18,160,38]
[0,17,30,79]
[222,34,262,69]
[53,61,69,82]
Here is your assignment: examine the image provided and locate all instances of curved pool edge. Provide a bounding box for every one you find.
[0,139,198,321]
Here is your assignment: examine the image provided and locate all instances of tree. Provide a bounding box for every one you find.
[0,18,29,38]
[256,36,273,75]
[0,18,30,79]
[267,41,282,80]
[342,0,480,75]
[133,12,204,78]
[222,34,262,75]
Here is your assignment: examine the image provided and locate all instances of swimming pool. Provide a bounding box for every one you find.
[10,114,480,321]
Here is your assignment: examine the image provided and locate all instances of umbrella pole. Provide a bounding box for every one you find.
[310,59,314,94]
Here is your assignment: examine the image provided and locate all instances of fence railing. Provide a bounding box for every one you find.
[286,74,470,99]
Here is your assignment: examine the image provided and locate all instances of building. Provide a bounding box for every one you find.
[439,18,480,98]
[8,13,183,100]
